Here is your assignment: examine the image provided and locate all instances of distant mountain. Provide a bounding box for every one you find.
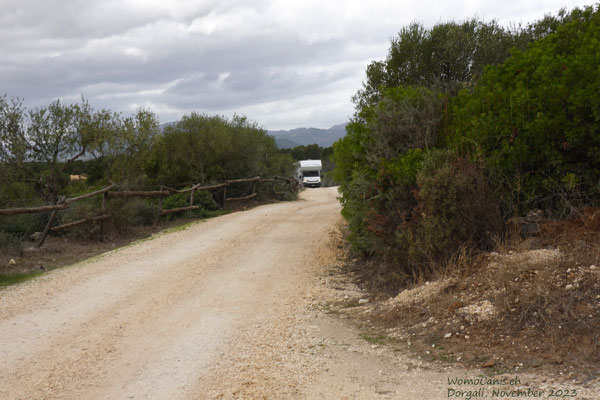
[275,137,301,149]
[159,121,347,149]
[269,123,347,148]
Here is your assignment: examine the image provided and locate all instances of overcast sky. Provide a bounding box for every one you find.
[0,0,594,130]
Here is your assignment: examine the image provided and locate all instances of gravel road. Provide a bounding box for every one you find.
[1,187,596,399]
[0,187,342,399]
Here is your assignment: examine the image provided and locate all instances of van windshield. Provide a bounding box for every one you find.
[303,171,319,177]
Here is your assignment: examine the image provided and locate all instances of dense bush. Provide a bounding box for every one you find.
[334,86,446,263]
[334,5,600,288]
[337,147,502,288]
[1,98,297,243]
[0,213,46,238]
[0,212,46,255]
[107,198,156,234]
[0,231,22,256]
[448,5,600,216]
[161,189,220,220]
[55,198,102,239]
[146,113,294,185]
[410,151,502,265]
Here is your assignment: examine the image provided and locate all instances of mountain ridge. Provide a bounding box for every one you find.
[269,123,347,148]
[159,121,348,149]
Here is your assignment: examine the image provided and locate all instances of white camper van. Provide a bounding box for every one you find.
[296,159,322,188]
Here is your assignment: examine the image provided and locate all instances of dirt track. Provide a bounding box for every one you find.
[0,187,344,399]
[1,187,596,399]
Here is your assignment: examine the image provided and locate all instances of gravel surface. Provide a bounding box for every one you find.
[0,187,339,399]
[2,187,597,399]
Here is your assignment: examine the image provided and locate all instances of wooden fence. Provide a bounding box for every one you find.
[0,176,298,247]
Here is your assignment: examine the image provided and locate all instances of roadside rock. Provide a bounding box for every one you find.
[389,279,453,307]
[526,209,544,223]
[531,359,543,367]
[508,212,543,236]
[448,300,464,313]
[521,222,540,236]
[481,359,496,368]
[29,232,43,242]
[457,300,496,323]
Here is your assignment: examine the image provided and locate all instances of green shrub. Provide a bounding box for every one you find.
[447,4,600,216]
[107,198,156,234]
[162,189,219,219]
[281,192,298,202]
[0,213,46,237]
[59,180,92,198]
[55,199,102,239]
[0,231,23,256]
[157,188,220,221]
[162,192,192,221]
[194,190,219,210]
[334,5,600,291]
[410,151,503,265]
[353,150,502,286]
[162,192,189,211]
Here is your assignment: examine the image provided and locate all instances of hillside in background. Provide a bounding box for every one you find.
[269,123,347,148]
[274,137,301,148]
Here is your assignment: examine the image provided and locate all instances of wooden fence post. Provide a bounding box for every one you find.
[190,187,194,207]
[155,185,164,225]
[222,184,227,208]
[37,196,66,248]
[101,191,107,240]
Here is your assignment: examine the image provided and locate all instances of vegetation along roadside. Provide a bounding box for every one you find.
[0,103,298,284]
[332,4,600,381]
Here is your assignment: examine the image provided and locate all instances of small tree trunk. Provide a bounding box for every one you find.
[37,196,66,248]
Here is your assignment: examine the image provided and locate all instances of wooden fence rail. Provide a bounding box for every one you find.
[0,175,298,247]
[107,190,170,198]
[50,214,111,232]
[226,192,257,202]
[0,203,69,216]
[159,205,200,216]
[225,176,261,184]
[65,183,117,204]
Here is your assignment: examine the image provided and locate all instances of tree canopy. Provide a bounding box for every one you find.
[0,99,294,209]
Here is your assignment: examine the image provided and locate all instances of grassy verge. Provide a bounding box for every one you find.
[0,271,44,288]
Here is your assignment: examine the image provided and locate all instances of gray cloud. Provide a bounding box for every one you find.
[0,0,592,129]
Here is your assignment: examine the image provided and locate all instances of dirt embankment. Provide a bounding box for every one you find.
[330,209,600,398]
